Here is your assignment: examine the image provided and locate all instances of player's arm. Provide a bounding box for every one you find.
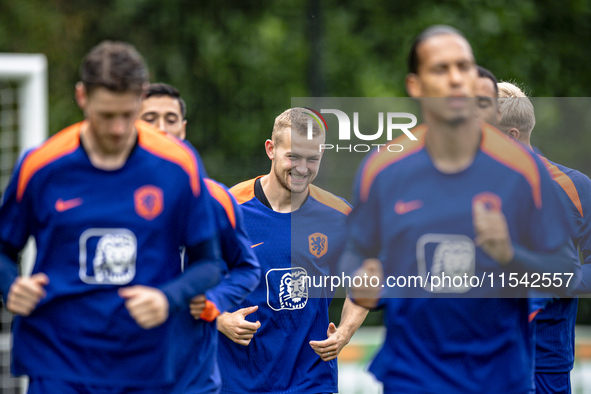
[339,161,383,309]
[121,171,222,329]
[474,156,581,295]
[567,173,591,294]
[0,151,50,316]
[309,297,369,362]
[0,242,49,316]
[190,184,261,322]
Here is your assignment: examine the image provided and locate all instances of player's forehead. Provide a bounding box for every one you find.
[140,95,182,117]
[476,77,497,98]
[416,33,475,71]
[282,129,323,157]
[87,86,141,110]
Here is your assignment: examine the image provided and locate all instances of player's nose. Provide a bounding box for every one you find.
[156,118,166,133]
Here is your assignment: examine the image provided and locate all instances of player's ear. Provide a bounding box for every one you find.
[507,127,520,141]
[75,82,87,110]
[180,120,187,140]
[265,139,275,160]
[405,73,421,98]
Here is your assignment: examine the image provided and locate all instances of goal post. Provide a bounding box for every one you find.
[0,53,47,394]
[0,53,48,152]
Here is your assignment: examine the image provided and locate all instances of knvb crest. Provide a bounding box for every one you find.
[308,232,328,258]
[134,185,164,221]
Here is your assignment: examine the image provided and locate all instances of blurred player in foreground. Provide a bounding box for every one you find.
[342,25,579,393]
[0,41,222,393]
[216,108,368,394]
[140,82,262,394]
[497,82,591,394]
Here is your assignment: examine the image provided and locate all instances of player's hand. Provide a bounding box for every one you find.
[6,273,49,316]
[473,201,514,265]
[119,286,169,329]
[190,294,207,319]
[216,306,261,346]
[350,258,383,309]
[309,322,347,362]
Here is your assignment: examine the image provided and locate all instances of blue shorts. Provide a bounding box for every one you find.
[27,377,172,394]
[535,372,571,394]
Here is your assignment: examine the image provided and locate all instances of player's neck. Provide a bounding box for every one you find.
[424,117,481,174]
[80,122,137,171]
[260,174,308,213]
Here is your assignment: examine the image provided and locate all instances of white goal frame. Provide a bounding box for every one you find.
[0,53,47,274]
[0,53,47,394]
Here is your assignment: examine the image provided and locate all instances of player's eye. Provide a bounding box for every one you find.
[458,62,473,71]
[477,97,492,108]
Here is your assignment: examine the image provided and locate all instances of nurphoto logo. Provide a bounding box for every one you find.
[304,107,418,153]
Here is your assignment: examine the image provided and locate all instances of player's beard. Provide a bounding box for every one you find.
[273,162,310,196]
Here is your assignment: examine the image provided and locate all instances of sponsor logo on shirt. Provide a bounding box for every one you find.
[79,228,137,285]
[417,234,476,294]
[266,267,308,311]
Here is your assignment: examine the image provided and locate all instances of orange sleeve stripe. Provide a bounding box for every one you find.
[205,179,236,229]
[17,122,82,202]
[359,125,427,202]
[538,155,583,218]
[229,177,260,204]
[199,300,221,322]
[136,121,200,197]
[480,124,542,209]
[528,308,541,323]
[309,185,352,216]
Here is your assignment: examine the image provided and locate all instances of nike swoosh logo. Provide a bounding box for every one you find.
[55,198,83,212]
[394,199,423,215]
[251,242,264,249]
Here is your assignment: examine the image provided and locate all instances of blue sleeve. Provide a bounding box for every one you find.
[0,153,34,300]
[524,155,577,254]
[183,140,209,179]
[161,158,221,313]
[569,171,591,293]
[339,155,383,307]
[160,238,222,314]
[341,156,382,271]
[204,193,261,314]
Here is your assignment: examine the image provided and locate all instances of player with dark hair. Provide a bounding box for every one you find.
[139,82,262,394]
[0,40,222,393]
[216,107,368,394]
[342,26,579,393]
[141,83,187,139]
[497,82,591,394]
[476,65,501,126]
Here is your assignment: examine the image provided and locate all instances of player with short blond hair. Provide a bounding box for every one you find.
[498,81,591,394]
[216,107,368,394]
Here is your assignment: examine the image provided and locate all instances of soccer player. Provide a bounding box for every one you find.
[476,65,501,126]
[139,82,262,394]
[140,82,187,139]
[342,25,579,393]
[216,108,368,394]
[0,41,221,393]
[497,82,591,394]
